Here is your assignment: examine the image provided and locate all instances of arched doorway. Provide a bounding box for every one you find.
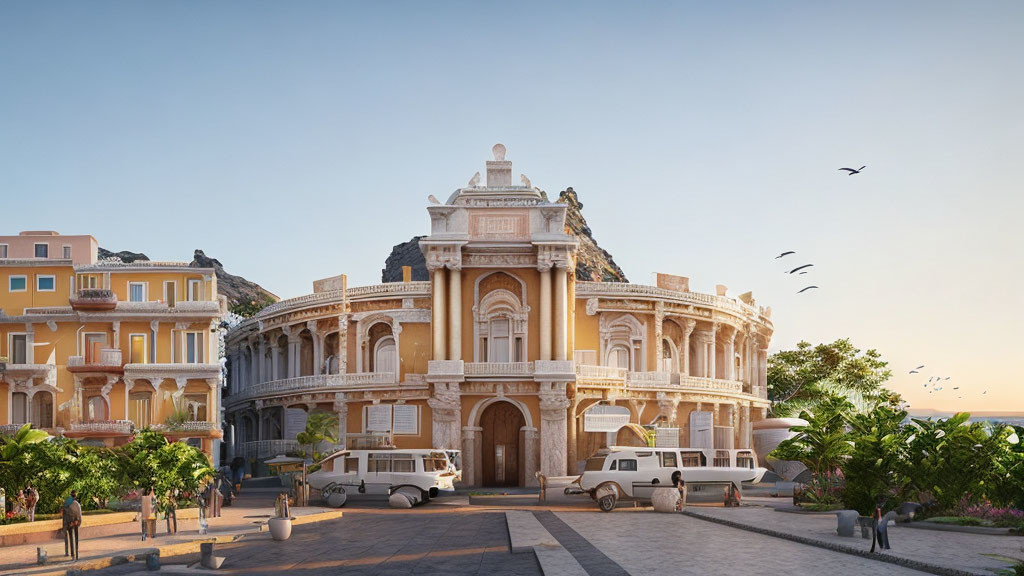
[480,401,525,487]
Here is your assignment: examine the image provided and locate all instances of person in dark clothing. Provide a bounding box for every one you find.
[871,497,891,552]
[63,491,82,560]
[231,457,246,493]
[671,471,687,512]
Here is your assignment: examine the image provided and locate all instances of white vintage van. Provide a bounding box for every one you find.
[570,446,767,511]
[308,448,461,507]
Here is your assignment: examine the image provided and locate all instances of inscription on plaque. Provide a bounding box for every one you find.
[469,211,529,240]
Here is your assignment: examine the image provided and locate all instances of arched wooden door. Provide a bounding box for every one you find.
[480,402,525,487]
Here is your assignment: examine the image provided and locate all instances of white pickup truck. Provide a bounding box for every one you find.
[308,448,461,507]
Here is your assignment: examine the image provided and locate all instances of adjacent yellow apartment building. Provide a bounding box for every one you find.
[0,231,225,458]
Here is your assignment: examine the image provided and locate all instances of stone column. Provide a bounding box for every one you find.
[682,319,695,376]
[758,347,769,396]
[725,329,736,381]
[124,378,135,422]
[112,321,121,349]
[149,321,159,364]
[24,324,34,364]
[432,268,447,361]
[523,427,540,487]
[538,265,552,361]
[708,323,719,379]
[270,342,281,381]
[288,335,302,379]
[333,393,348,448]
[257,336,267,383]
[462,426,482,486]
[566,391,579,474]
[337,315,349,374]
[539,383,570,477]
[448,266,462,361]
[553,267,568,361]
[427,383,462,450]
[694,330,708,377]
[654,302,665,371]
[740,404,751,449]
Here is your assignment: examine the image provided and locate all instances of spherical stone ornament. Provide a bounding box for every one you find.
[651,487,681,513]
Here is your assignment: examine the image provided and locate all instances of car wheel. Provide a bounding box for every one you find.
[599,493,617,512]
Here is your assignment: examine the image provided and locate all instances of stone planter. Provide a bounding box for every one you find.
[268,517,293,541]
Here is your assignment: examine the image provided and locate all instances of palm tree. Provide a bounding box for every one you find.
[771,395,854,505]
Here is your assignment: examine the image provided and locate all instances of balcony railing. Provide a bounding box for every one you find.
[68,420,133,435]
[153,420,219,433]
[67,349,123,372]
[227,372,399,404]
[70,289,117,311]
[464,362,535,377]
[574,364,628,381]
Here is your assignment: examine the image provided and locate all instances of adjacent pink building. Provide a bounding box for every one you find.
[0,231,98,265]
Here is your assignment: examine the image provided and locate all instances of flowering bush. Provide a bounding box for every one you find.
[952,497,1024,528]
[0,511,28,525]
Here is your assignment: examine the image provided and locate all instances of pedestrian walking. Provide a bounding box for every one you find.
[24,483,38,522]
[63,491,82,560]
[231,456,245,493]
[165,489,178,535]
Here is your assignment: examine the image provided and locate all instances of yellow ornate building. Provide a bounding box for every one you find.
[224,145,774,486]
[0,231,225,457]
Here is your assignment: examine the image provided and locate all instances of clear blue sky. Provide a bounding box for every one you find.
[2,1,1022,412]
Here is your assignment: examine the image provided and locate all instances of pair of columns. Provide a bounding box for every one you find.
[431,266,462,361]
[538,265,569,361]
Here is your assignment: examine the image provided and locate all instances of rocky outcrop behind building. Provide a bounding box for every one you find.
[97,247,278,316]
[381,236,430,282]
[558,187,627,282]
[380,188,627,283]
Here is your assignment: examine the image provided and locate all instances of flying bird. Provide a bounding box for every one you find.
[953,387,959,390]
[944,377,950,380]
[983,391,987,395]
[788,264,814,274]
[929,377,934,383]
[799,271,809,275]
[775,251,796,259]
[798,286,819,293]
[838,165,866,175]
[909,370,919,374]
[915,365,925,370]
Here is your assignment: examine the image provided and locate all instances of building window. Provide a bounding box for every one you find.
[607,345,630,369]
[33,392,54,428]
[185,393,208,421]
[34,243,48,258]
[62,245,72,259]
[36,275,56,292]
[9,275,27,292]
[86,395,108,421]
[129,334,147,364]
[9,334,28,364]
[11,392,28,425]
[185,332,205,363]
[188,279,202,301]
[373,336,396,373]
[129,393,151,427]
[129,282,146,302]
[164,281,177,307]
[0,244,8,258]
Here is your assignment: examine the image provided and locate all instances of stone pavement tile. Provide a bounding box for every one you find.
[686,505,1023,575]
[555,511,932,576]
[534,510,629,576]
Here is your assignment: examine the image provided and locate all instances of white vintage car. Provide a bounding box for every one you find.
[308,448,461,507]
[570,446,767,512]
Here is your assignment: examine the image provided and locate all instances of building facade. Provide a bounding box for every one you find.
[0,231,225,458]
[224,145,774,486]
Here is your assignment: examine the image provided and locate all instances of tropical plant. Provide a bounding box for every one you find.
[768,339,896,417]
[842,405,910,514]
[296,412,338,460]
[770,396,855,505]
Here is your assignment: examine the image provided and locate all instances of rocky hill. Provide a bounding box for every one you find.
[558,187,627,282]
[380,187,627,283]
[97,247,278,316]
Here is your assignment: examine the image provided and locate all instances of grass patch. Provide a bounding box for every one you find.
[925,516,990,527]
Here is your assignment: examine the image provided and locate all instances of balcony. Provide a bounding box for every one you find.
[225,372,401,406]
[123,362,221,382]
[153,420,222,439]
[65,419,134,436]
[67,349,124,374]
[69,289,117,311]
[465,362,534,378]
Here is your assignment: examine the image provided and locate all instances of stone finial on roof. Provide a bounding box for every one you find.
[492,143,506,161]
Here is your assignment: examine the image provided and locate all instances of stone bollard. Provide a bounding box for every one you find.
[651,488,681,513]
[201,541,226,570]
[146,551,160,571]
[836,510,858,537]
[37,547,47,565]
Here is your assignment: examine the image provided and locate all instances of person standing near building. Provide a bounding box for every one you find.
[140,487,154,541]
[671,471,687,512]
[24,483,38,522]
[63,491,82,560]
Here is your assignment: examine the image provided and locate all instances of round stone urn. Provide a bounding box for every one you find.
[268,516,293,541]
[752,418,809,481]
